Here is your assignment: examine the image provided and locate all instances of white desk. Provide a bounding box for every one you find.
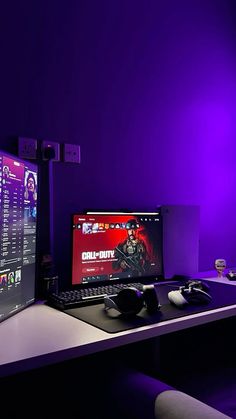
[0,276,236,378]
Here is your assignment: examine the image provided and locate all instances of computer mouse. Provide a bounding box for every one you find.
[168,288,212,308]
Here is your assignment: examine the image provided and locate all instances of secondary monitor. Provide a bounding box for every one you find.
[0,150,38,323]
[72,212,163,286]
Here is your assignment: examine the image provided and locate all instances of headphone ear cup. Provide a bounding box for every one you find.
[115,287,144,315]
[143,284,160,313]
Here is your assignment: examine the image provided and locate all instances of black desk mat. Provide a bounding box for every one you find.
[64,280,236,333]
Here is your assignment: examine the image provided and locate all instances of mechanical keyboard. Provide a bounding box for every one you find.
[47,282,144,310]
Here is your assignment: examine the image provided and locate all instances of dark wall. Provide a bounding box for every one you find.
[1,0,236,286]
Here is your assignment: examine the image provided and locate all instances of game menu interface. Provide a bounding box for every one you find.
[72,212,163,285]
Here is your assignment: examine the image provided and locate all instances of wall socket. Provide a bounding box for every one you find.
[18,137,37,159]
[64,144,81,163]
[41,141,60,161]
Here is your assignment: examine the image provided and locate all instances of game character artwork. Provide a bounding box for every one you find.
[72,214,163,285]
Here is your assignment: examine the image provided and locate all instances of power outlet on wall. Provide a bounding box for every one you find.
[18,137,37,159]
[64,144,81,163]
[41,141,60,161]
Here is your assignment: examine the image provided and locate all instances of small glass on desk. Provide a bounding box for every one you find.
[44,273,59,295]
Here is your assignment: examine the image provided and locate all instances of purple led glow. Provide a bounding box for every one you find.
[2,1,236,279]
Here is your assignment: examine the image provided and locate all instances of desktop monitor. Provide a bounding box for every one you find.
[0,150,38,323]
[72,212,163,286]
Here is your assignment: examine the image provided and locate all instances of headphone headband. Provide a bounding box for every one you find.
[104,295,120,311]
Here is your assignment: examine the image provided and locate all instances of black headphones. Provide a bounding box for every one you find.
[104,284,160,316]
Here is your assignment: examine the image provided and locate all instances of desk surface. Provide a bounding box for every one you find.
[0,275,235,378]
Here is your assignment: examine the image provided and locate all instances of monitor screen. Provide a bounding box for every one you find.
[72,212,163,285]
[0,151,38,323]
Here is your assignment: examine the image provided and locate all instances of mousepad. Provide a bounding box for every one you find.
[64,280,236,333]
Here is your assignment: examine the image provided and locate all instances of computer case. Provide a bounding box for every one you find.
[161,205,200,279]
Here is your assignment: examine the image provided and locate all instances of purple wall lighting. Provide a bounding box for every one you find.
[1,0,236,284]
